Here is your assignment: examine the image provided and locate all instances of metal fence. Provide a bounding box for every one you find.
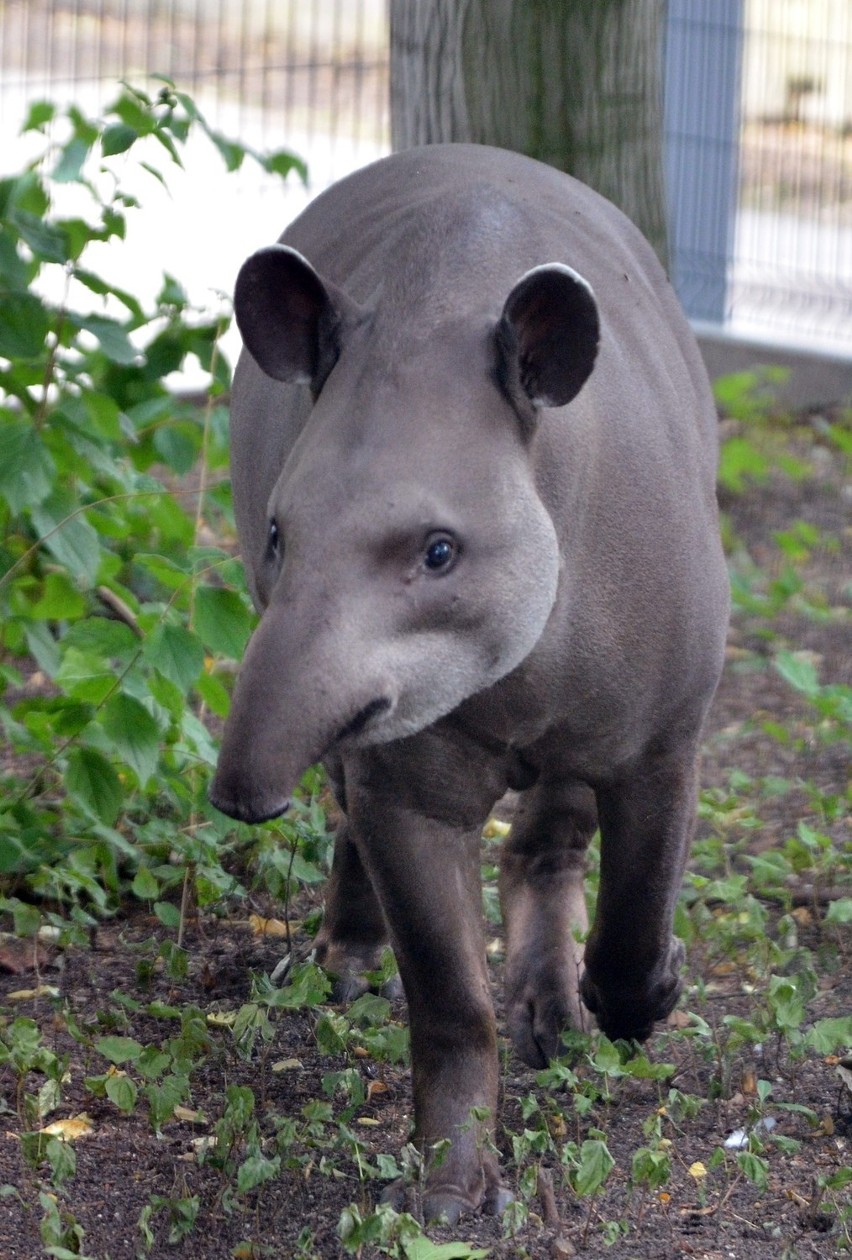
[1,0,850,359]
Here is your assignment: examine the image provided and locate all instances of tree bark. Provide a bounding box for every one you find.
[390,0,669,266]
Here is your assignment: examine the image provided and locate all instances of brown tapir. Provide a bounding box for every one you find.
[210,143,729,1223]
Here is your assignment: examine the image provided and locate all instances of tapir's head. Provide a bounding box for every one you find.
[210,243,599,822]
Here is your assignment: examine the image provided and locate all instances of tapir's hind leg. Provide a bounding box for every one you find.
[499,778,598,1067]
[580,743,700,1042]
[312,820,400,1001]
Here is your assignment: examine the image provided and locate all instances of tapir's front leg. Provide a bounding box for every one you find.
[580,742,700,1041]
[345,736,509,1225]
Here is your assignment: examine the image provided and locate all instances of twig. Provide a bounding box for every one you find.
[96,585,142,637]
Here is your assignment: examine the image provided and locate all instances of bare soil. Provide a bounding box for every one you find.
[1,416,850,1259]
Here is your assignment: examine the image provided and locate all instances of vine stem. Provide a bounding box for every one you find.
[177,326,224,951]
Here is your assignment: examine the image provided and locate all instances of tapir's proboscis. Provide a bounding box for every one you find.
[210,144,730,1223]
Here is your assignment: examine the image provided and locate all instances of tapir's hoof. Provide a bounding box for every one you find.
[380,1177,513,1225]
[580,938,685,1042]
[506,989,590,1068]
[328,969,404,1005]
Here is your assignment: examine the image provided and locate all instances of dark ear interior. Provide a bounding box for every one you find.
[497,263,600,418]
[234,244,354,391]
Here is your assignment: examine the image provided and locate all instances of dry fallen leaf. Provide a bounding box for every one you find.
[248,913,296,938]
[0,936,49,975]
[7,985,60,1001]
[206,1010,237,1027]
[366,1080,389,1101]
[482,818,511,840]
[272,1059,303,1073]
[356,1117,380,1126]
[791,906,813,927]
[173,1105,206,1124]
[40,1114,94,1142]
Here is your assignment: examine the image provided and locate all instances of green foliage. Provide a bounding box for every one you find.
[0,83,319,914]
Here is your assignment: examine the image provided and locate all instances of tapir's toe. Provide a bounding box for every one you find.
[580,937,686,1042]
[380,1173,512,1225]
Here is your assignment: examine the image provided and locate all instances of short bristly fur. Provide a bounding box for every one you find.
[210,144,730,1225]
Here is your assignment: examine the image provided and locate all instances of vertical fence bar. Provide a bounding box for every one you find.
[664,0,744,325]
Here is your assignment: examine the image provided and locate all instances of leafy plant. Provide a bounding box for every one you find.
[0,82,318,924]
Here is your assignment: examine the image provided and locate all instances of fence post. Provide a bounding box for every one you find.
[664,0,744,325]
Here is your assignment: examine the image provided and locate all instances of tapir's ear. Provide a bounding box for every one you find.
[234,245,362,392]
[496,264,600,420]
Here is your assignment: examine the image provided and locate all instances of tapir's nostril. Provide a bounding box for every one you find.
[336,697,393,743]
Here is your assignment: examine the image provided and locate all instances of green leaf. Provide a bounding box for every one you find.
[737,1151,769,1191]
[100,693,161,785]
[74,314,138,365]
[30,493,102,586]
[101,122,138,157]
[826,898,852,926]
[805,1016,852,1054]
[62,617,138,662]
[774,650,820,696]
[65,747,122,825]
[145,622,204,692]
[30,572,87,621]
[55,647,116,703]
[236,1153,281,1193]
[52,136,92,184]
[0,291,51,359]
[193,586,254,659]
[105,1072,138,1112]
[405,1242,490,1260]
[154,901,182,929]
[572,1138,614,1197]
[21,100,56,132]
[131,866,160,901]
[96,1035,144,1065]
[262,148,308,183]
[45,1136,76,1187]
[0,417,56,512]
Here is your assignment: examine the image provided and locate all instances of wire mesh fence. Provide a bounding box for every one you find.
[1,0,850,356]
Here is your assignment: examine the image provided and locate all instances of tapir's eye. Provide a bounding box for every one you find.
[268,519,280,558]
[423,533,458,574]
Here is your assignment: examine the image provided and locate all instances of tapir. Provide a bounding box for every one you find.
[210,143,730,1222]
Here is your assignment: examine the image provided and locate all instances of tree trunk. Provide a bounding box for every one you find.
[389,0,669,266]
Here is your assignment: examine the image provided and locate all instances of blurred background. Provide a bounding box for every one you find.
[1,0,849,395]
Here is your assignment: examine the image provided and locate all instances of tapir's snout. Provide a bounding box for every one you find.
[208,779,291,826]
[208,591,406,824]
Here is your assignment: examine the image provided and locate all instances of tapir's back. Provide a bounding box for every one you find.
[231,145,725,681]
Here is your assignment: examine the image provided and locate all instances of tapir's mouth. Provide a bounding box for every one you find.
[335,696,394,744]
[208,784,292,825]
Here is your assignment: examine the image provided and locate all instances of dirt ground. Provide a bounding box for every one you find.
[0,415,850,1259]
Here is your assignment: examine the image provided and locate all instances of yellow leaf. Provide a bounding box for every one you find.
[206,1010,237,1026]
[248,913,294,938]
[356,1117,380,1126]
[272,1059,303,1073]
[688,1161,707,1180]
[482,818,511,840]
[40,1114,94,1142]
[173,1105,205,1124]
[7,985,60,1001]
